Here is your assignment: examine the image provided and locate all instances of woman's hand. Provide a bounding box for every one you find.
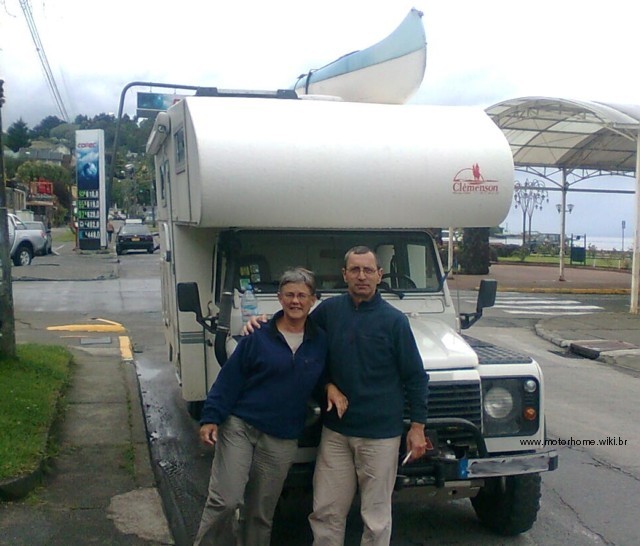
[326,383,349,418]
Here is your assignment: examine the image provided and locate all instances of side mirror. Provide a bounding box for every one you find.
[460,279,497,330]
[476,279,497,311]
[177,282,203,321]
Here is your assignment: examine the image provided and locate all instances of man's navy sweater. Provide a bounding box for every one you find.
[200,311,327,439]
[312,292,428,439]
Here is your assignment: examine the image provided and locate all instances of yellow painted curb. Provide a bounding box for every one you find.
[119,336,133,361]
[47,318,126,333]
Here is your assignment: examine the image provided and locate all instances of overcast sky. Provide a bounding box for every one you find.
[1,0,638,241]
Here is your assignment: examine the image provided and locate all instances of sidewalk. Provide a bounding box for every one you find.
[0,237,174,545]
[447,261,632,294]
[1,244,638,545]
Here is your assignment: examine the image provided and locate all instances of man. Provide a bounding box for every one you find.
[248,247,429,545]
[194,268,346,546]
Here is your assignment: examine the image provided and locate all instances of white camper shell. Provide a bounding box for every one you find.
[148,91,557,536]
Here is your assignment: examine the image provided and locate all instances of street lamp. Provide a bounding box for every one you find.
[556,203,574,281]
[555,204,574,214]
[513,179,549,247]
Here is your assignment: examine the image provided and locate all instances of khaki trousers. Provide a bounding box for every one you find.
[193,415,297,546]
[309,427,401,546]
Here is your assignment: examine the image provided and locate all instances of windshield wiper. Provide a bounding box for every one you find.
[378,281,405,299]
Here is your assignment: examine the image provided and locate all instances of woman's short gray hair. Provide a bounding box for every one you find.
[278,267,316,294]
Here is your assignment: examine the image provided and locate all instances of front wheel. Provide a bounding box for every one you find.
[471,473,541,535]
[12,244,33,266]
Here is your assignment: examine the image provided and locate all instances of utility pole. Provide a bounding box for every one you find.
[0,79,17,358]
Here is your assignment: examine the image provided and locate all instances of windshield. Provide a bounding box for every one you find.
[226,230,442,293]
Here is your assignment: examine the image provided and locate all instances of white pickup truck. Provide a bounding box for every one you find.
[7,213,47,266]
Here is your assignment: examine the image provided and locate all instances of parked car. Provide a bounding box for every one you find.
[115,223,155,255]
[7,213,49,266]
[23,220,52,255]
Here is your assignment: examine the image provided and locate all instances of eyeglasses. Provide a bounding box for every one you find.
[280,292,313,301]
[345,266,380,276]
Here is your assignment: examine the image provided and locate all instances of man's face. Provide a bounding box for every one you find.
[277,282,316,321]
[342,251,382,303]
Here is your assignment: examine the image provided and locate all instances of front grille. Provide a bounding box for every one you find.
[406,381,482,448]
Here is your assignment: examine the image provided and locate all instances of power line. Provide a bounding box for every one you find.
[18,0,69,121]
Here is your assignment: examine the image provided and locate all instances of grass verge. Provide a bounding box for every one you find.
[0,344,73,480]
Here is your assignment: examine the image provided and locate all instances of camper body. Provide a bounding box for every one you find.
[147,92,557,536]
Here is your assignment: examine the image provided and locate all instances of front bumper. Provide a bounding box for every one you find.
[396,417,558,489]
[396,449,558,489]
[117,239,154,251]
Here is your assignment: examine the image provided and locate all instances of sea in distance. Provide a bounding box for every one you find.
[494,235,633,252]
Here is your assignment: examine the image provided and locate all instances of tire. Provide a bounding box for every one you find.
[471,473,541,536]
[12,244,33,266]
[116,247,123,255]
[147,246,154,254]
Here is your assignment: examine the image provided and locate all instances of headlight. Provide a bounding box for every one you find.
[482,377,540,437]
[484,387,513,419]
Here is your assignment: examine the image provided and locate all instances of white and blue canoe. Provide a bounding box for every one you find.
[293,8,426,104]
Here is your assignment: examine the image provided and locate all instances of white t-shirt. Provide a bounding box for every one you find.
[280,330,304,354]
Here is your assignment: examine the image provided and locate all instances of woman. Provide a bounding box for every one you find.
[194,267,347,546]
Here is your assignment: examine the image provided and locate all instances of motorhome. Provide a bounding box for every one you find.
[146,90,557,536]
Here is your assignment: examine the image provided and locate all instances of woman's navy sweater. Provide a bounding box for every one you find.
[199,311,327,439]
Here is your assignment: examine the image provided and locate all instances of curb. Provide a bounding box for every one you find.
[501,287,628,295]
[0,459,46,501]
[535,323,640,374]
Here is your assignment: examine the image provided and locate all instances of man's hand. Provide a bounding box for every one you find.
[199,423,218,446]
[326,383,349,418]
[241,314,269,335]
[404,422,427,463]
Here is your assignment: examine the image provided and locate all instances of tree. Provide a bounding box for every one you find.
[31,115,65,139]
[458,228,491,275]
[6,118,31,152]
[49,122,79,145]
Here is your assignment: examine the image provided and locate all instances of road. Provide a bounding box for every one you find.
[12,254,639,545]
[472,321,640,546]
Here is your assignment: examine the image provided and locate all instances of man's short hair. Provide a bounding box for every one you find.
[278,267,316,294]
[343,246,382,269]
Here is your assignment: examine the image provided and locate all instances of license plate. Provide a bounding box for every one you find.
[131,237,140,241]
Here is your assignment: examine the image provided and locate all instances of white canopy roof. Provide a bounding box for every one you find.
[486,96,640,313]
[486,97,639,172]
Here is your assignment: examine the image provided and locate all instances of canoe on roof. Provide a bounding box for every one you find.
[293,8,426,104]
